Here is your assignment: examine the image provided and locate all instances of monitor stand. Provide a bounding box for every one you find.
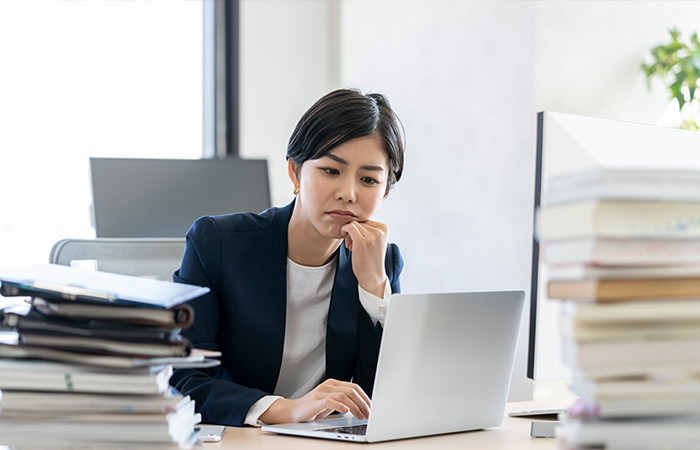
[508,406,568,439]
[530,420,558,438]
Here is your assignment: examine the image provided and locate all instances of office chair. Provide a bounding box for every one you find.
[49,238,186,282]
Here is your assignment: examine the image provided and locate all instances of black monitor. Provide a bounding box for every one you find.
[527,111,700,380]
[528,112,560,380]
[90,157,271,238]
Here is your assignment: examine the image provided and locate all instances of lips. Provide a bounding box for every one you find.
[327,210,358,221]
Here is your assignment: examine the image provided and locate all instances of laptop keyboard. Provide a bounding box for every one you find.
[312,424,367,435]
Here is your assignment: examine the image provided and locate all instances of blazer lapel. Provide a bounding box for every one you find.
[326,245,359,381]
[254,201,294,393]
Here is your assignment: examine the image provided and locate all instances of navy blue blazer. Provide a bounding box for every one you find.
[169,201,403,427]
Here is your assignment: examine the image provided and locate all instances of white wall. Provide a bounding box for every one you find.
[535,1,700,124]
[239,0,339,207]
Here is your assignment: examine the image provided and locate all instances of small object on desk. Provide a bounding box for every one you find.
[508,406,568,419]
[196,425,226,442]
[530,420,558,438]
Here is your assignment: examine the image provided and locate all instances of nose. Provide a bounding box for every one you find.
[336,177,357,203]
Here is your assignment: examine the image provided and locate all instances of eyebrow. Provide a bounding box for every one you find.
[323,153,385,172]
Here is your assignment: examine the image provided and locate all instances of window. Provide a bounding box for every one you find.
[0,1,202,271]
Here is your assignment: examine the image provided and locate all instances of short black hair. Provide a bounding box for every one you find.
[286,88,405,195]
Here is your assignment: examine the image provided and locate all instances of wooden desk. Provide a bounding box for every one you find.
[208,401,561,449]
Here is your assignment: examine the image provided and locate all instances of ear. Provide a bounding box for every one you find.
[287,159,300,186]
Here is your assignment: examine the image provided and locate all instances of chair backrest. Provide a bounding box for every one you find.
[49,238,186,282]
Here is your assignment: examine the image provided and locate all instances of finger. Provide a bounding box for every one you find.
[343,221,365,239]
[343,223,369,252]
[330,386,371,420]
[343,222,365,251]
[319,380,371,420]
[320,398,351,416]
[353,219,388,233]
[322,378,372,412]
[330,380,372,408]
[349,386,372,417]
[321,395,365,421]
[334,392,370,420]
[355,385,372,408]
[340,221,360,235]
[350,222,388,245]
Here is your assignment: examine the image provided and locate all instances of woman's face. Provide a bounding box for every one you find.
[289,135,389,240]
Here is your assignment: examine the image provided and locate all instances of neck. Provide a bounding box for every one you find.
[287,203,342,267]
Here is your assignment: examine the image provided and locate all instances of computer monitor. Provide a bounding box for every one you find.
[90,157,271,238]
[527,111,700,380]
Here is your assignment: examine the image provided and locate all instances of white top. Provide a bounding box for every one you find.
[275,255,337,400]
[244,255,391,426]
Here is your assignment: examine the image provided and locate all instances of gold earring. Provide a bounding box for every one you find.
[293,186,299,195]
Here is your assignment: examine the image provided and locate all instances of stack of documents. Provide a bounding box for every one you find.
[0,264,217,448]
[536,168,700,450]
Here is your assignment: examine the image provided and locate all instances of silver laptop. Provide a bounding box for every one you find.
[262,290,525,443]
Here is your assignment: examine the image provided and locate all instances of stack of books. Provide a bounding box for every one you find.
[0,264,217,448]
[536,168,700,450]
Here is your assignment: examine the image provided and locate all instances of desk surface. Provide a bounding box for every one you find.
[208,400,565,449]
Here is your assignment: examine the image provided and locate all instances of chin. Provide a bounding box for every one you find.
[325,230,346,240]
[319,224,347,241]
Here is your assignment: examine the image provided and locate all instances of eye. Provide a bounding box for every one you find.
[320,167,339,175]
[361,176,379,185]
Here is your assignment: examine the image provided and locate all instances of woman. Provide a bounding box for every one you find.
[170,89,405,427]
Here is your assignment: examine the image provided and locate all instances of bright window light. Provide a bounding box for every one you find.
[0,0,202,272]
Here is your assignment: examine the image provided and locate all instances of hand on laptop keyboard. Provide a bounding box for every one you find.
[259,378,372,424]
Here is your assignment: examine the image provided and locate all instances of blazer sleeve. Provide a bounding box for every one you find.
[169,216,270,427]
[387,242,403,295]
[353,243,404,397]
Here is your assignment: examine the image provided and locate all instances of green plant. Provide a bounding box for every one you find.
[642,28,700,130]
